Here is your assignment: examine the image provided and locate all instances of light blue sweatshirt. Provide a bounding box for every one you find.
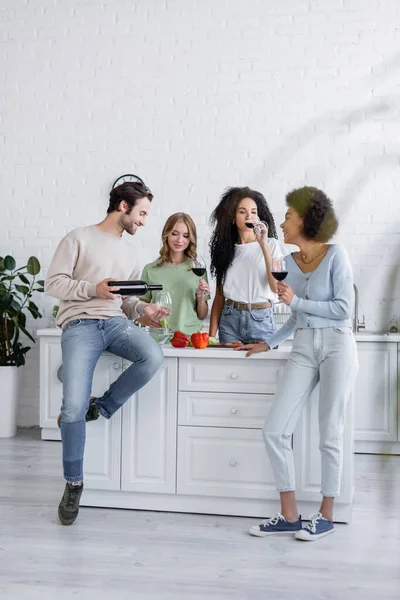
[267,244,354,348]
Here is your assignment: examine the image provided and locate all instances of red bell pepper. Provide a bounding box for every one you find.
[190,332,209,349]
[171,331,190,348]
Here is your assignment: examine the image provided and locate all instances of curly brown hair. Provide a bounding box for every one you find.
[157,213,197,267]
[286,187,338,242]
[209,186,278,287]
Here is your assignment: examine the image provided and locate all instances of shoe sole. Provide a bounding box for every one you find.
[249,528,300,537]
[57,507,78,526]
[294,528,334,541]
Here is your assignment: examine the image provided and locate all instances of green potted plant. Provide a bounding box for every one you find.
[0,255,44,437]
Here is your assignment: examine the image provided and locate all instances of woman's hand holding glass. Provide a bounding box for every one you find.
[277,282,295,305]
[250,220,269,244]
[191,257,209,297]
[196,279,210,298]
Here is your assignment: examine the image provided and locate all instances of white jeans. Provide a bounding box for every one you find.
[263,327,358,497]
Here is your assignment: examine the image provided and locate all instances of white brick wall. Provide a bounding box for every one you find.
[1,0,399,426]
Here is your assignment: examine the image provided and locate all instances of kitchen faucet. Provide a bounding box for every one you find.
[353,283,366,332]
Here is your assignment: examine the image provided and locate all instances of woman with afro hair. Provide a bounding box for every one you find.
[209,186,287,344]
[239,187,358,542]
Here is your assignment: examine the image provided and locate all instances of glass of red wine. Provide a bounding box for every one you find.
[191,256,207,296]
[271,257,288,303]
[245,220,268,236]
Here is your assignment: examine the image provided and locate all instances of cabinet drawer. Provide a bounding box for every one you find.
[178,391,273,428]
[179,358,285,394]
[177,427,276,499]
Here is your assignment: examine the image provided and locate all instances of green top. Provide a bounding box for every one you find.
[140,259,209,335]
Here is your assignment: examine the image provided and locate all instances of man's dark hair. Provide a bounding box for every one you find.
[107,181,153,214]
[286,186,338,242]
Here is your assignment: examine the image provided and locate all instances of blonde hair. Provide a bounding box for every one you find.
[157,213,197,267]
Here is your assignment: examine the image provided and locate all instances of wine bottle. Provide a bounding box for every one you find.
[108,280,163,296]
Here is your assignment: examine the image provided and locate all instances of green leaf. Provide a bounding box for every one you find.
[18,274,30,284]
[34,287,45,293]
[4,256,16,271]
[36,280,45,286]
[0,257,4,272]
[17,312,26,329]
[27,307,41,319]
[15,285,29,295]
[26,257,40,276]
[15,321,35,344]
[0,294,13,309]
[28,302,42,319]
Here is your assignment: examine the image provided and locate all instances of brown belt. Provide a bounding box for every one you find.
[226,298,272,311]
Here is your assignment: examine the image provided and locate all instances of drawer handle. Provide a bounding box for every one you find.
[231,373,238,380]
[230,408,237,415]
[229,460,237,467]
[57,365,63,383]
[113,362,121,370]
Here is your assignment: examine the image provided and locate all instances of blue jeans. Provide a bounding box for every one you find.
[60,317,163,482]
[218,301,276,343]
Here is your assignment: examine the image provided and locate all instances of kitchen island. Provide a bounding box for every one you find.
[38,328,355,523]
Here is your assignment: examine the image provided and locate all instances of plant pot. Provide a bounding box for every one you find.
[0,366,21,438]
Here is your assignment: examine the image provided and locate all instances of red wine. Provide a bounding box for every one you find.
[108,280,163,296]
[245,222,255,229]
[271,271,288,282]
[192,268,206,277]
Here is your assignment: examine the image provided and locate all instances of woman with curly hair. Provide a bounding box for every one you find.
[139,213,210,334]
[238,187,358,542]
[209,186,286,343]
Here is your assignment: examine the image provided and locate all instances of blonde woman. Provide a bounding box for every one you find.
[139,213,210,334]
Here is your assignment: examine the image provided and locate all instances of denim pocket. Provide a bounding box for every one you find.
[250,307,272,322]
[62,319,82,331]
[333,327,352,335]
[221,302,233,316]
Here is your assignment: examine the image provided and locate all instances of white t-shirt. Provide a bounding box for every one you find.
[223,239,288,304]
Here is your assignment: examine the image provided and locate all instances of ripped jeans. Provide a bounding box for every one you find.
[60,317,163,482]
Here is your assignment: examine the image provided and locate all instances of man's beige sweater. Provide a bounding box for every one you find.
[45,225,146,328]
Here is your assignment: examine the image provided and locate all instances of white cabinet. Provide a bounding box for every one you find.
[177,427,277,500]
[354,342,399,453]
[38,331,356,522]
[121,358,178,494]
[39,336,63,440]
[178,391,274,429]
[84,354,122,491]
[179,357,285,394]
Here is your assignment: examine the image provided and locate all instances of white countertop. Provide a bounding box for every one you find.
[36,328,292,360]
[36,328,400,344]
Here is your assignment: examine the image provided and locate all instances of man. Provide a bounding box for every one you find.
[45,180,166,526]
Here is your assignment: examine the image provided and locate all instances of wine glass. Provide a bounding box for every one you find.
[271,257,288,304]
[254,220,269,237]
[245,219,268,237]
[154,291,172,316]
[191,256,208,296]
